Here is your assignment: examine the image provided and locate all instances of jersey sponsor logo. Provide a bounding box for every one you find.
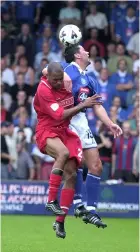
[79,87,89,93]
[78,92,88,102]
[59,97,74,108]
[50,103,59,111]
[78,87,90,102]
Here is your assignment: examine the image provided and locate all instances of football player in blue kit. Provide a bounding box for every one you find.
[42,44,122,237]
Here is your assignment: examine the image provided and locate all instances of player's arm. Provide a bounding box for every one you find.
[63,94,102,119]
[93,104,113,127]
[40,89,102,121]
[93,104,122,138]
[88,75,122,137]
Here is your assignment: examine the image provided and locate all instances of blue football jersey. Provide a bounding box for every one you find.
[61,62,99,106]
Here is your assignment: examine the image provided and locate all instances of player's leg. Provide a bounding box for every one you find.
[71,124,107,228]
[82,147,107,228]
[73,167,84,209]
[45,137,70,215]
[73,162,89,217]
[68,124,85,211]
[53,129,83,238]
[53,158,77,239]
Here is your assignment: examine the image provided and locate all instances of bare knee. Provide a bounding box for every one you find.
[63,169,77,188]
[88,159,103,176]
[63,158,77,188]
[57,148,69,162]
[84,148,103,176]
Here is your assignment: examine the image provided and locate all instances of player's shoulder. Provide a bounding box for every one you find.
[64,63,81,80]
[61,61,69,69]
[37,77,53,96]
[87,72,99,89]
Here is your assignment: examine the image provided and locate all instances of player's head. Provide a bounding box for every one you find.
[47,62,64,90]
[64,44,90,68]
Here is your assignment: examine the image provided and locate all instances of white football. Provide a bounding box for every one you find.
[59,24,82,47]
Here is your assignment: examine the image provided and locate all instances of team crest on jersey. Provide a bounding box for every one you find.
[50,103,59,111]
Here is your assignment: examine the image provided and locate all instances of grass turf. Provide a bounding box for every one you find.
[1,215,139,252]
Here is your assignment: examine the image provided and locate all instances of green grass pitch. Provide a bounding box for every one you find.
[1,215,139,252]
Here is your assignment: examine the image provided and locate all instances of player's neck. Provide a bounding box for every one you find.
[75,60,87,71]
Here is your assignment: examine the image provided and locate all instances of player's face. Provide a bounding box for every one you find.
[78,46,90,65]
[49,71,64,90]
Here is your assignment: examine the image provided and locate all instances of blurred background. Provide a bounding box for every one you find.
[1,0,139,183]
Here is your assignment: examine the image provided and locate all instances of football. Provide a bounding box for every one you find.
[59,24,82,47]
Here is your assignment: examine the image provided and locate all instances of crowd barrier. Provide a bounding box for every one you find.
[0,181,139,218]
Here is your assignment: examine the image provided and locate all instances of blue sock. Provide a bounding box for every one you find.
[73,168,83,208]
[85,173,101,214]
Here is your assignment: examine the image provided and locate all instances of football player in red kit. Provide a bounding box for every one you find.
[34,62,102,238]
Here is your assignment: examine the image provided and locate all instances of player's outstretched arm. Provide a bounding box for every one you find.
[93,104,122,138]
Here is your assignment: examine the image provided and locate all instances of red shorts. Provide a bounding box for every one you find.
[36,127,82,166]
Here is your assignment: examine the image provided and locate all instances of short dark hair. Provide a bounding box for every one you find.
[47,62,63,75]
[64,44,80,63]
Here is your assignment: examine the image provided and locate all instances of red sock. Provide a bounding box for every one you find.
[48,173,62,202]
[56,188,75,223]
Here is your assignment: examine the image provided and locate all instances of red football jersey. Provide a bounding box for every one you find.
[34,76,74,131]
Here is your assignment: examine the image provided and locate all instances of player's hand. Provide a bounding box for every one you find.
[109,123,123,138]
[83,94,102,108]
